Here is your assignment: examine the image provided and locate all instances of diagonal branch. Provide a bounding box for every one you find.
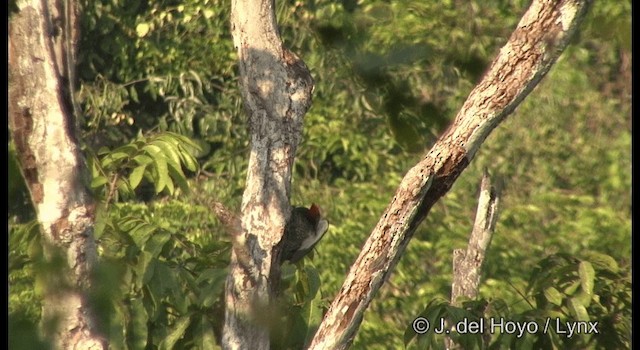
[308,1,592,349]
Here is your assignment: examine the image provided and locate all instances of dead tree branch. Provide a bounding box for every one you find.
[308,1,592,349]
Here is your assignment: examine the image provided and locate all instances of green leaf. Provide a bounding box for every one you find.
[578,261,595,296]
[156,133,181,146]
[129,164,147,189]
[144,231,172,258]
[133,153,153,166]
[101,153,125,169]
[129,223,157,248]
[514,333,534,350]
[116,177,134,199]
[153,156,169,193]
[129,296,149,349]
[142,142,162,156]
[118,217,138,231]
[573,290,592,308]
[168,163,189,193]
[404,299,447,348]
[200,287,222,308]
[164,175,175,195]
[303,265,322,302]
[179,148,199,172]
[109,301,127,348]
[111,143,139,157]
[159,316,191,350]
[129,85,139,103]
[582,251,619,273]
[97,146,111,156]
[568,297,590,321]
[139,253,156,286]
[301,287,325,346]
[90,175,109,189]
[162,133,200,171]
[194,319,219,349]
[563,280,581,296]
[152,138,182,170]
[136,23,150,37]
[196,268,229,285]
[544,286,564,306]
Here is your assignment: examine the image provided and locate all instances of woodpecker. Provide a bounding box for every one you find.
[281,204,329,264]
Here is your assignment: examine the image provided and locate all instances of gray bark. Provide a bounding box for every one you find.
[222,0,314,348]
[308,1,592,349]
[446,170,501,349]
[451,170,501,304]
[9,0,105,349]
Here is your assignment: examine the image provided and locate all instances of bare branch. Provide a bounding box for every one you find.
[451,169,502,303]
[308,1,592,349]
[446,170,501,349]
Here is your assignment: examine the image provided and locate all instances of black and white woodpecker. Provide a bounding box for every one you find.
[281,204,329,264]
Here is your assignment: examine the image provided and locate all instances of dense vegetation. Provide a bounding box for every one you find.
[9,0,630,349]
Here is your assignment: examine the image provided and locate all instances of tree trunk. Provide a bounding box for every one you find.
[9,0,105,348]
[222,0,314,348]
[308,1,592,349]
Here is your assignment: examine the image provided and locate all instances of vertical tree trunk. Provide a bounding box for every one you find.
[9,1,105,348]
[222,0,314,348]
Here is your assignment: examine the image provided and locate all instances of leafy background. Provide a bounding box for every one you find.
[9,0,630,349]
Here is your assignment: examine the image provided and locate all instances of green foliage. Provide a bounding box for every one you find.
[9,221,42,323]
[272,261,329,349]
[77,0,245,179]
[92,201,230,349]
[8,143,35,222]
[88,132,200,203]
[404,252,630,349]
[8,0,630,348]
[518,253,631,349]
[404,298,488,350]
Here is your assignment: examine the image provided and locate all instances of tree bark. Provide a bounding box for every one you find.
[451,170,501,304]
[222,0,314,348]
[446,170,501,349]
[9,0,105,349]
[308,1,592,349]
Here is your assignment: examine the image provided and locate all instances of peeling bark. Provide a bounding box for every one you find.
[308,1,592,349]
[222,0,314,348]
[9,0,105,348]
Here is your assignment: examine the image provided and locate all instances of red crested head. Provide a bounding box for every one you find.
[308,203,322,221]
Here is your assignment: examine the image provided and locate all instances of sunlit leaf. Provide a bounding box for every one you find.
[578,261,595,296]
[91,175,109,189]
[159,315,191,350]
[544,286,564,306]
[136,23,150,37]
[129,164,147,189]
